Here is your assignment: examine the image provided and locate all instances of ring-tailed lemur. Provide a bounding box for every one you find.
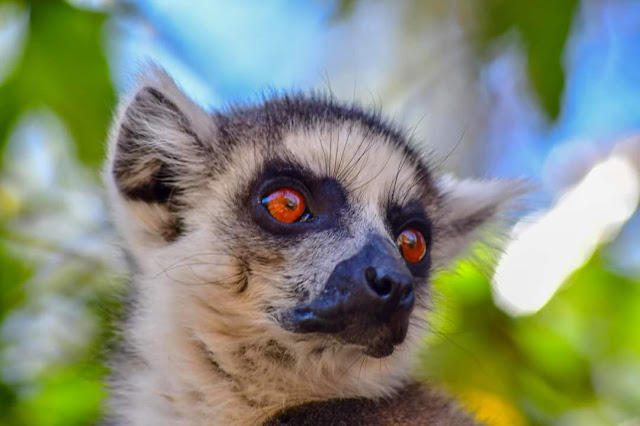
[104,68,523,425]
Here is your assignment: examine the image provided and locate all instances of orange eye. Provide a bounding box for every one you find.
[396,228,427,263]
[262,188,307,223]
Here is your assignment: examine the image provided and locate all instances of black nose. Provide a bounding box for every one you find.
[283,234,417,356]
[364,266,414,320]
[331,236,414,322]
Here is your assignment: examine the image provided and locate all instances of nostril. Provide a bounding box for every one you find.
[365,267,395,298]
[372,277,394,298]
[364,267,414,301]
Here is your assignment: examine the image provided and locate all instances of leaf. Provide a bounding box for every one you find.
[481,0,578,120]
[0,78,20,166]
[0,0,115,168]
[0,239,30,322]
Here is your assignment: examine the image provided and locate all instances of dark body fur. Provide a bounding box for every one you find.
[265,382,478,425]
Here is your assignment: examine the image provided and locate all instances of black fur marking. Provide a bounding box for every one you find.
[113,87,196,204]
[214,94,434,185]
[163,216,184,242]
[252,251,286,267]
[450,206,497,236]
[231,256,252,294]
[144,87,204,146]
[113,87,203,203]
[263,339,296,366]
[236,269,250,294]
[195,339,235,382]
[117,161,175,204]
[263,382,477,425]
[236,345,258,372]
[269,95,434,187]
[311,345,326,357]
[384,199,433,282]
[246,158,348,238]
[112,86,214,241]
[289,277,310,302]
[264,398,381,425]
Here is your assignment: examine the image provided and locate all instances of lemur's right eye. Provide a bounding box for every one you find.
[262,188,309,223]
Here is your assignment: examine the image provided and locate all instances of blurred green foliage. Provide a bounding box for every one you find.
[0,242,30,323]
[0,1,117,425]
[478,0,577,119]
[422,254,640,425]
[0,235,120,426]
[0,0,114,166]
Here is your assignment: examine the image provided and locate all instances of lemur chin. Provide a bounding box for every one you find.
[104,67,524,425]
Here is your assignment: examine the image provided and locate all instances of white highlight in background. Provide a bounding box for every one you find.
[493,155,640,316]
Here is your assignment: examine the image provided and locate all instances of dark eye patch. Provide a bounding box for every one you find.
[385,199,432,278]
[248,158,347,237]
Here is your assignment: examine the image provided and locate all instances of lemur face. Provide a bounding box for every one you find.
[241,125,436,358]
[106,69,522,373]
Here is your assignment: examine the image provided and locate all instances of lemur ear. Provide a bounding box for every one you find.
[105,67,215,244]
[432,175,528,267]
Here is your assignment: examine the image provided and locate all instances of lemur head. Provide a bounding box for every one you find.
[106,68,522,401]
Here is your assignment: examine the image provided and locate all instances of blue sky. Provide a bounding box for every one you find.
[109,0,333,107]
[108,1,640,182]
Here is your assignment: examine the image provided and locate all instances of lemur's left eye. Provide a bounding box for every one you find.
[262,188,308,223]
[396,228,427,263]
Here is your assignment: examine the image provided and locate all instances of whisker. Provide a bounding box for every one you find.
[336,123,354,176]
[357,355,367,389]
[350,148,395,192]
[339,353,365,381]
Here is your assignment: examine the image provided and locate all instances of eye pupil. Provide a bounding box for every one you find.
[262,188,307,223]
[397,228,427,263]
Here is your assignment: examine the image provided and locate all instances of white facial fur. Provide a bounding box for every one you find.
[104,68,524,425]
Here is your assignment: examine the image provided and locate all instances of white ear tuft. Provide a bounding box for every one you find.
[129,65,214,141]
[432,175,530,267]
[104,66,216,244]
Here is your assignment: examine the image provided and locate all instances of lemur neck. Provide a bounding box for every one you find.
[182,332,415,424]
[183,337,316,424]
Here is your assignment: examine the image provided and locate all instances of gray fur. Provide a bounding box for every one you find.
[103,67,523,425]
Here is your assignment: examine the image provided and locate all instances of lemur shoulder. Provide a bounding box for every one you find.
[104,68,523,425]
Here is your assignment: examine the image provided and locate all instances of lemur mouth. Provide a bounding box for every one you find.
[353,323,408,359]
[282,301,411,359]
[363,341,396,358]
